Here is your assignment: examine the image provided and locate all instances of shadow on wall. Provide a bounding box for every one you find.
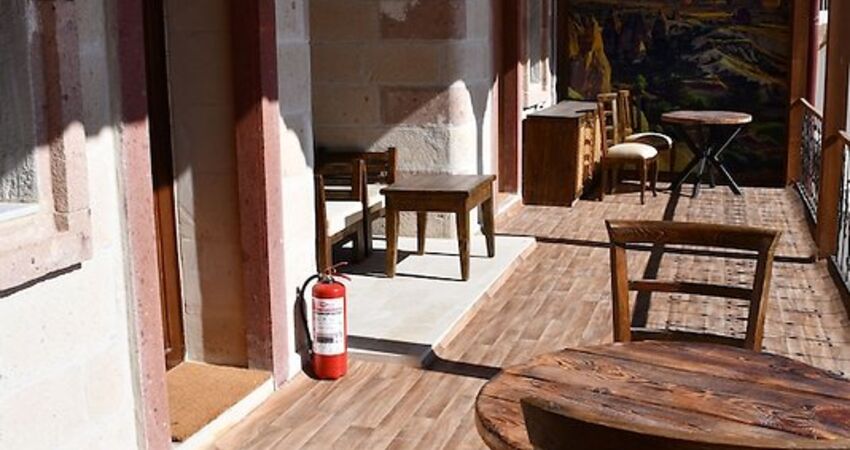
[309,0,531,179]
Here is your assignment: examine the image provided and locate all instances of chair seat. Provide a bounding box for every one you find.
[606,142,658,160]
[326,200,363,236]
[367,183,386,211]
[625,132,673,151]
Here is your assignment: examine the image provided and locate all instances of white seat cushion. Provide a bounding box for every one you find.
[367,183,386,210]
[607,142,658,160]
[625,132,673,150]
[325,201,363,236]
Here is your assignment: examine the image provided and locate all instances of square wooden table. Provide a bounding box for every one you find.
[381,174,497,281]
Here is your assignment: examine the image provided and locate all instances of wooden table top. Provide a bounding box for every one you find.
[475,341,850,450]
[381,174,495,195]
[661,110,753,126]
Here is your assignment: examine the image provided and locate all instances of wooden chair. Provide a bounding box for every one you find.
[315,147,398,255]
[314,159,367,272]
[597,93,658,205]
[605,220,781,351]
[520,395,825,450]
[618,89,676,173]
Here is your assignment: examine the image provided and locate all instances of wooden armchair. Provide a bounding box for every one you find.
[598,93,659,205]
[314,159,367,272]
[315,147,398,254]
[618,89,676,173]
[606,220,781,351]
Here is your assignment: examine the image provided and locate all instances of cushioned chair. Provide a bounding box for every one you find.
[597,93,658,205]
[618,90,676,173]
[314,159,367,272]
[315,147,397,255]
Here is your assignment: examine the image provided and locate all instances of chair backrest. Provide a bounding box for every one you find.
[617,89,635,137]
[314,159,365,203]
[316,147,398,185]
[605,220,781,351]
[597,93,620,157]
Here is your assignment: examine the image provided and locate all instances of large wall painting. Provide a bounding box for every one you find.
[564,0,791,185]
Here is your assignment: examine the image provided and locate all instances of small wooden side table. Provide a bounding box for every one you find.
[475,341,850,450]
[381,174,496,281]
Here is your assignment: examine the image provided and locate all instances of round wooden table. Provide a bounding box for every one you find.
[662,110,753,198]
[475,341,850,450]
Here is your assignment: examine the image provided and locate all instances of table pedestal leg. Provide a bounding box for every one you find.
[456,209,470,281]
[385,208,399,278]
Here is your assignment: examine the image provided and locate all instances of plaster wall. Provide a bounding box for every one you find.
[310,0,498,237]
[0,1,140,448]
[166,0,248,366]
[276,0,318,379]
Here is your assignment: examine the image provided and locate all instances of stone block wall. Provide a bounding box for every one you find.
[310,0,497,237]
[0,1,140,448]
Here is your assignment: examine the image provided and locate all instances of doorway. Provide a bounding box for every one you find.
[143,0,185,371]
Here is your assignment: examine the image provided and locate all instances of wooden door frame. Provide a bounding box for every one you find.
[117,0,288,446]
[143,0,185,371]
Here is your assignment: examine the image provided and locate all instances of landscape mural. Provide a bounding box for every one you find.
[565,0,791,185]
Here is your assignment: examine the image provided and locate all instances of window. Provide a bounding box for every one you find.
[523,0,554,109]
[0,0,91,293]
[0,0,39,221]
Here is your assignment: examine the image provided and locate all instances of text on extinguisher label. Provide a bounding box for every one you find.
[313,297,345,356]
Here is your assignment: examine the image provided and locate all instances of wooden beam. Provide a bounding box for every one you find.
[816,0,850,258]
[231,0,288,385]
[786,0,814,184]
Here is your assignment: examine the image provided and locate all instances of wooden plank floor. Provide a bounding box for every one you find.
[213,186,850,450]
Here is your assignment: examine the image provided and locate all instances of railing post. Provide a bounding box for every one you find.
[816,0,850,258]
[786,0,814,184]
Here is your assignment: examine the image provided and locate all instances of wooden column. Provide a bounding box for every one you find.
[497,0,522,193]
[231,0,288,385]
[816,0,850,257]
[786,0,814,184]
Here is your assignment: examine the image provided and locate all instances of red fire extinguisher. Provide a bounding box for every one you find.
[297,264,349,380]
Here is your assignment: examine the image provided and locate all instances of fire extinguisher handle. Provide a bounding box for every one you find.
[297,274,321,357]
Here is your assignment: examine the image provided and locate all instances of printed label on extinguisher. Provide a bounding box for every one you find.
[313,297,345,355]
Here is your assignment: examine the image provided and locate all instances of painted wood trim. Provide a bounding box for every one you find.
[115,0,171,448]
[816,0,850,258]
[231,0,288,385]
[786,0,815,184]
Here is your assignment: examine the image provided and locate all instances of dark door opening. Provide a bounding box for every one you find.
[143,0,185,370]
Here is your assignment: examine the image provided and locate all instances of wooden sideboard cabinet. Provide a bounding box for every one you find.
[522,101,601,207]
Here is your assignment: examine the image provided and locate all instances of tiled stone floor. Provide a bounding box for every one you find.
[213,185,850,450]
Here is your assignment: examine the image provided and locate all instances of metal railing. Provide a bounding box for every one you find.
[796,99,824,222]
[833,130,850,282]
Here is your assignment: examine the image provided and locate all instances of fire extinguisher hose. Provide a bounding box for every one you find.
[297,274,321,358]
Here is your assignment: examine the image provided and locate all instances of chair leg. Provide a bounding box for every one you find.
[652,159,659,197]
[639,160,647,205]
[364,212,374,256]
[600,164,608,201]
[317,238,332,272]
[353,228,366,262]
[669,147,676,174]
[611,166,619,194]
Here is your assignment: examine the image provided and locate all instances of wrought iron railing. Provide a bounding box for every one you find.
[832,131,850,282]
[796,99,824,222]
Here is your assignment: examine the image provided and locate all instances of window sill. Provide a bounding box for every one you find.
[0,203,40,223]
